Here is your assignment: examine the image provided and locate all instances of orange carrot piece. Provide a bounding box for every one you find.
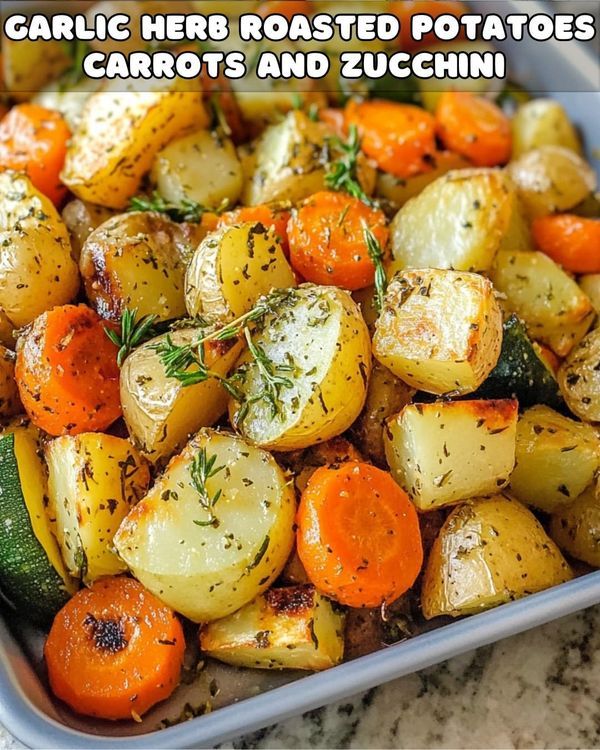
[345,99,436,179]
[435,91,512,167]
[390,1,468,51]
[0,104,70,205]
[218,203,292,256]
[287,191,389,290]
[532,214,600,274]
[256,0,314,19]
[319,108,346,137]
[15,304,122,436]
[45,577,185,721]
[297,461,423,608]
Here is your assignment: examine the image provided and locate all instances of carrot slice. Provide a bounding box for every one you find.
[435,91,512,167]
[218,203,292,256]
[15,304,122,436]
[45,577,185,721]
[287,191,389,290]
[532,214,600,274]
[297,461,423,608]
[0,104,70,205]
[256,0,314,19]
[345,99,436,179]
[390,1,468,50]
[319,108,345,138]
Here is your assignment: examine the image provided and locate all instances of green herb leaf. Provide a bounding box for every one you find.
[325,124,374,207]
[104,308,158,367]
[362,222,388,314]
[190,447,226,528]
[129,191,227,223]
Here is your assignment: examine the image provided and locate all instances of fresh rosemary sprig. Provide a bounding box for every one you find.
[129,192,224,224]
[325,125,374,206]
[104,309,159,367]
[362,222,388,314]
[189,447,226,528]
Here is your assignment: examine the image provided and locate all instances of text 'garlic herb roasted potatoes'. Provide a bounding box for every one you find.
[113,429,296,622]
[373,269,503,396]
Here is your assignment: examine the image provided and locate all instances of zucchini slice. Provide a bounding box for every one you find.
[0,423,75,624]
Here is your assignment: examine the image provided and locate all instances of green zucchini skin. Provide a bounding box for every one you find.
[474,315,565,411]
[0,432,71,626]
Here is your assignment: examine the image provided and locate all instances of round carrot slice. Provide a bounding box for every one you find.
[345,99,436,179]
[435,91,512,167]
[15,304,122,436]
[532,214,600,274]
[0,104,70,205]
[297,461,423,608]
[287,191,388,290]
[45,577,185,721]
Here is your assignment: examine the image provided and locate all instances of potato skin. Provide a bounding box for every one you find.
[550,483,600,568]
[61,87,208,208]
[228,285,371,452]
[61,199,114,260]
[120,328,243,465]
[0,171,80,328]
[422,496,572,619]
[0,346,21,419]
[558,328,600,422]
[113,429,296,622]
[80,211,204,321]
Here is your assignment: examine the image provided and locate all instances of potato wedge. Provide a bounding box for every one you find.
[491,250,594,357]
[389,169,513,272]
[80,212,204,321]
[558,328,600,422]
[61,86,208,208]
[550,483,600,567]
[120,329,243,465]
[228,285,371,451]
[351,362,414,467]
[0,346,20,420]
[421,496,572,619]
[114,429,296,622]
[45,433,150,584]
[384,400,518,511]
[185,222,296,323]
[61,199,115,260]
[510,406,599,513]
[508,145,596,218]
[373,269,503,395]
[0,171,80,328]
[511,99,582,158]
[151,130,243,210]
[200,585,345,671]
[2,38,70,99]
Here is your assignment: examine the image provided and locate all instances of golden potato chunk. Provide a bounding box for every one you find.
[373,269,503,395]
[550,482,600,568]
[558,328,600,422]
[0,346,20,420]
[511,99,582,158]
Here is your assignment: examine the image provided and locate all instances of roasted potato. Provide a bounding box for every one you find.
[384,400,518,511]
[492,250,594,357]
[511,99,582,158]
[550,482,600,567]
[61,199,115,260]
[508,145,596,218]
[34,85,98,131]
[120,328,243,465]
[389,169,513,272]
[0,346,20,420]
[61,85,208,208]
[185,222,296,323]
[0,171,80,329]
[421,496,572,618]
[151,130,244,210]
[243,110,374,205]
[579,275,600,320]
[45,433,150,584]
[2,38,70,99]
[558,328,600,422]
[280,436,363,495]
[200,585,345,670]
[351,362,414,466]
[373,269,503,395]
[509,405,600,513]
[80,211,204,321]
[228,285,371,452]
[114,429,296,622]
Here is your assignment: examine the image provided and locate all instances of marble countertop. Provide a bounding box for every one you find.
[2,605,599,749]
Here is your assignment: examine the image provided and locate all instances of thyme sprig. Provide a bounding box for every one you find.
[104,308,159,367]
[325,124,374,207]
[190,447,226,528]
[362,222,388,314]
[129,191,228,223]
